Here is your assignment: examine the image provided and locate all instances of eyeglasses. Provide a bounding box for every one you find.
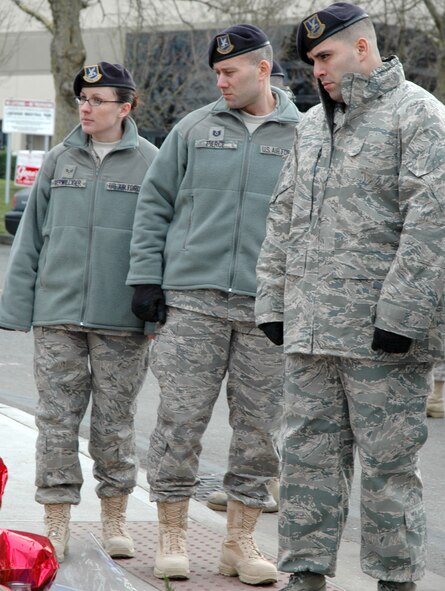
[74,96,124,107]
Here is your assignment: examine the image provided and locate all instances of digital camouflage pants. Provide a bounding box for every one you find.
[279,354,431,583]
[147,306,284,507]
[34,327,149,504]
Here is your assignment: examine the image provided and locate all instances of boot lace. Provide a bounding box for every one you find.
[237,533,264,559]
[46,505,69,541]
[234,507,264,559]
[163,528,187,554]
[163,502,187,525]
[103,498,128,537]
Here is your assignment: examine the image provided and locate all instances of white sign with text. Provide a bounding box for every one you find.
[2,99,55,136]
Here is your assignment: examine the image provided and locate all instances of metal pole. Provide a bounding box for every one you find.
[4,133,12,204]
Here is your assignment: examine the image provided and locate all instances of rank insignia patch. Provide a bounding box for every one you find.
[62,165,76,178]
[210,127,224,140]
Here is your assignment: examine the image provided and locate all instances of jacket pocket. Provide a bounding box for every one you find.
[346,137,365,157]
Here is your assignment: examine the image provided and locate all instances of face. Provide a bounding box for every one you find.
[307,36,364,103]
[213,54,265,113]
[78,86,130,141]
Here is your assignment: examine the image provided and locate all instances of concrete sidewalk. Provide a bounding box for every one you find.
[1,403,443,591]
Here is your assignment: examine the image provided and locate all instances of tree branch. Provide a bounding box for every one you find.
[177,0,218,8]
[422,0,442,33]
[10,0,54,33]
[172,0,196,29]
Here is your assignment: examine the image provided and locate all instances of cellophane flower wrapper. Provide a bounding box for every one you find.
[0,458,7,508]
[51,533,138,591]
[0,529,58,590]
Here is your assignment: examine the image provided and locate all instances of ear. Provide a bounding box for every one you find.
[356,37,369,61]
[258,59,271,80]
[119,102,132,118]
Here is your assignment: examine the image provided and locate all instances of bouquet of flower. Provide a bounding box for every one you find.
[0,458,58,590]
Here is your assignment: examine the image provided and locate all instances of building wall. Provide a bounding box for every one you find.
[0,25,128,151]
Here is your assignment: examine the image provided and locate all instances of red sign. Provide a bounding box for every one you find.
[15,165,39,186]
[14,151,45,186]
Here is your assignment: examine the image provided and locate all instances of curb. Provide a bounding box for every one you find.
[0,234,13,245]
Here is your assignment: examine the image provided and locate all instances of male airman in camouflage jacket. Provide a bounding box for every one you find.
[256,4,445,591]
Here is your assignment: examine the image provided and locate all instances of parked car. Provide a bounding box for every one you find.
[4,187,31,236]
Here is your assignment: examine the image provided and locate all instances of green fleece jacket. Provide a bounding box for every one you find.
[0,117,158,332]
[127,87,300,296]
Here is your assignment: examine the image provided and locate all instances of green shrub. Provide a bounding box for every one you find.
[0,149,17,179]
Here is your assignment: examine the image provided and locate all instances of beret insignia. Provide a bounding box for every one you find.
[304,15,326,40]
[83,65,102,84]
[216,34,235,55]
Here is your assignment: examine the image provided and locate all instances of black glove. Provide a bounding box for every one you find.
[259,322,284,346]
[131,284,167,324]
[371,327,412,354]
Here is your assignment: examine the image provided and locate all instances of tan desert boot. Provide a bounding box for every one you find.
[101,495,135,558]
[154,499,190,579]
[219,500,278,585]
[44,503,71,563]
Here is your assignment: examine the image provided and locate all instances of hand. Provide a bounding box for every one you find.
[259,322,284,346]
[371,327,412,354]
[131,284,167,324]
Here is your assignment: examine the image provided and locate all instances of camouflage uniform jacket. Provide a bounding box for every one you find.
[127,88,300,297]
[0,117,158,332]
[256,57,445,361]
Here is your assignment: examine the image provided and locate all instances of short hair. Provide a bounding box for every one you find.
[245,44,273,68]
[334,17,379,53]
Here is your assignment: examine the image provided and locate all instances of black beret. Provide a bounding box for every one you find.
[271,60,285,77]
[73,61,136,96]
[296,2,369,64]
[208,24,270,68]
